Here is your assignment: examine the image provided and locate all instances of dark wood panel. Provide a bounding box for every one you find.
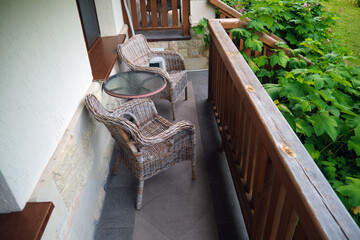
[88,34,126,81]
[0,202,54,240]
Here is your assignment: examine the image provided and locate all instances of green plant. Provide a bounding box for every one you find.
[226,0,360,225]
[192,18,210,47]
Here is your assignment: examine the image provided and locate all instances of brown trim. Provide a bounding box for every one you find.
[88,34,126,81]
[0,202,54,240]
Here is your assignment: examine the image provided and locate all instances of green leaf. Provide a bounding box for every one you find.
[253,56,269,67]
[286,32,298,45]
[257,69,272,78]
[259,14,274,28]
[304,143,320,159]
[310,112,338,141]
[270,51,289,68]
[296,119,313,137]
[348,125,360,156]
[247,19,267,32]
[336,177,360,207]
[348,139,360,156]
[229,28,252,40]
[244,35,263,52]
[264,83,281,99]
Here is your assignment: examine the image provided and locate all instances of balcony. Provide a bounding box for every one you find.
[93,19,360,239]
[94,70,247,239]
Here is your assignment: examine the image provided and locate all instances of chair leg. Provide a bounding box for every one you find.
[185,86,188,100]
[136,180,144,210]
[112,155,121,175]
[191,160,196,180]
[171,102,176,121]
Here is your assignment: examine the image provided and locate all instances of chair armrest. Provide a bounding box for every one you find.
[151,50,186,72]
[135,120,195,145]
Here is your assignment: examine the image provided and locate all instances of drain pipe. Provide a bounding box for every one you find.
[123,0,135,36]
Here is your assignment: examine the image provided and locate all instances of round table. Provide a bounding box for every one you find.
[103,71,166,99]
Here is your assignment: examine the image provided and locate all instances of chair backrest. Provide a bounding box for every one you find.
[85,94,139,148]
[117,34,152,68]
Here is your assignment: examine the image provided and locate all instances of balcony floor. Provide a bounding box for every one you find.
[95,70,248,240]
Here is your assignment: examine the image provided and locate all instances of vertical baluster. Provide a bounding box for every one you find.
[161,0,168,27]
[277,195,298,240]
[150,0,158,27]
[172,0,179,26]
[293,221,309,240]
[245,130,259,194]
[129,0,139,29]
[182,0,189,36]
[234,99,244,165]
[251,156,273,239]
[263,174,284,240]
[239,39,244,50]
[245,48,251,58]
[240,112,250,176]
[140,0,148,28]
[228,83,238,153]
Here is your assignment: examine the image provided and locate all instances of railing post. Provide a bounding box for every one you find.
[182,0,189,36]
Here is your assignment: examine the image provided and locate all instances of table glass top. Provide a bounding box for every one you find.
[104,71,166,98]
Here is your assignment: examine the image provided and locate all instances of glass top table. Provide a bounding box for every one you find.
[103,71,166,99]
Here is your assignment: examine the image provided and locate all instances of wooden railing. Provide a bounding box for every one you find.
[208,18,360,239]
[126,0,189,36]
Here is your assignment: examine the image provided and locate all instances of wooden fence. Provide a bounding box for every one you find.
[124,0,189,36]
[208,18,360,239]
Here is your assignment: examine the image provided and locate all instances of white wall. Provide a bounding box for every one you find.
[0,0,92,212]
[96,0,125,36]
[190,0,215,25]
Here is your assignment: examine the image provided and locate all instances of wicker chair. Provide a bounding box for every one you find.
[117,34,188,120]
[85,94,196,210]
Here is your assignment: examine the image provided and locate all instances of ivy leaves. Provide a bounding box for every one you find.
[311,112,338,141]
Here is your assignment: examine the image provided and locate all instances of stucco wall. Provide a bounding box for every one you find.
[96,0,125,36]
[0,0,92,211]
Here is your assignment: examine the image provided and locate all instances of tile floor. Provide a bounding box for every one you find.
[95,70,248,240]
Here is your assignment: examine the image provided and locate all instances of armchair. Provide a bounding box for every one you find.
[85,94,196,210]
[117,34,188,120]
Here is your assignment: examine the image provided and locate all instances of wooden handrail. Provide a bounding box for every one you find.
[208,19,360,239]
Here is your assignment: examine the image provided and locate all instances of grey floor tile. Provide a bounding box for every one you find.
[96,187,137,228]
[132,212,169,240]
[107,163,138,189]
[140,171,170,208]
[180,210,219,240]
[138,186,211,240]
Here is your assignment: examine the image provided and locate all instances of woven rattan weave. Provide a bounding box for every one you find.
[85,94,196,209]
[117,34,188,120]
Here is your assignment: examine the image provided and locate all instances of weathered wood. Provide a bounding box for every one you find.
[208,18,360,239]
